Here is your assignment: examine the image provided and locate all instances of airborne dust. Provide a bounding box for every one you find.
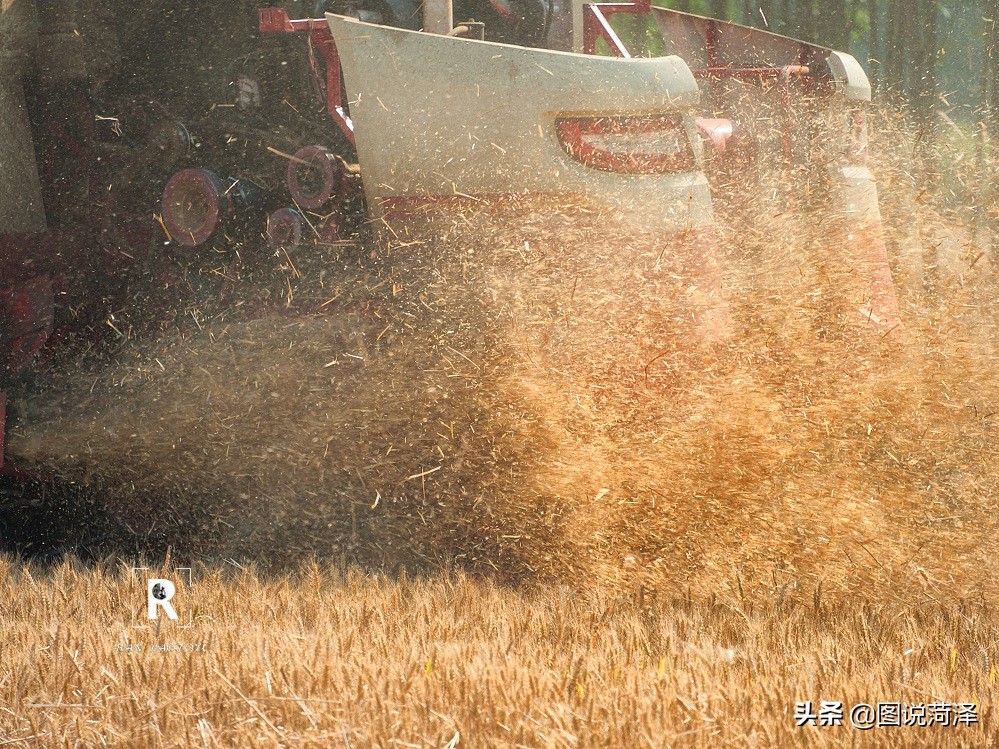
[8,111,999,605]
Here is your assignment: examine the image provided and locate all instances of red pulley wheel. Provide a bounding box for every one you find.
[266,207,304,251]
[161,168,229,247]
[287,145,343,210]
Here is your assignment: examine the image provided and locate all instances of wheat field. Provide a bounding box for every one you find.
[4,105,999,746]
[0,557,995,748]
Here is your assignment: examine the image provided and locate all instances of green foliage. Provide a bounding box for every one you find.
[605,12,668,57]
[633,1,997,135]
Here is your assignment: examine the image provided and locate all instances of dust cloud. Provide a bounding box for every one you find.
[9,115,999,604]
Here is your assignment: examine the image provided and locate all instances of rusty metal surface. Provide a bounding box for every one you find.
[649,8,828,70]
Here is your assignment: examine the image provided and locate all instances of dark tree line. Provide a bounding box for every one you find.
[664,0,999,137]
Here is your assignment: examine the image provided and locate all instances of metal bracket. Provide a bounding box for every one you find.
[259,9,356,147]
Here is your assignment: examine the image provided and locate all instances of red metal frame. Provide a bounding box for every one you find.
[692,65,811,162]
[0,275,55,475]
[0,231,86,286]
[581,3,813,164]
[555,114,696,174]
[705,19,718,68]
[259,8,356,147]
[1,276,55,375]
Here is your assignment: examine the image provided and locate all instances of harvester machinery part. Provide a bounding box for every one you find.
[258,10,356,146]
[162,169,263,248]
[695,118,759,190]
[287,145,346,211]
[75,0,121,90]
[267,208,305,251]
[643,8,902,330]
[37,90,95,227]
[162,168,230,247]
[146,120,193,171]
[695,118,735,152]
[448,22,486,40]
[579,0,651,56]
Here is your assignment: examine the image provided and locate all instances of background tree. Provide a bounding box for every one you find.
[663,0,993,138]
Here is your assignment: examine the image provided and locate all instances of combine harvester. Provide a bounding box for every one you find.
[0,0,899,505]
[177,1,901,339]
